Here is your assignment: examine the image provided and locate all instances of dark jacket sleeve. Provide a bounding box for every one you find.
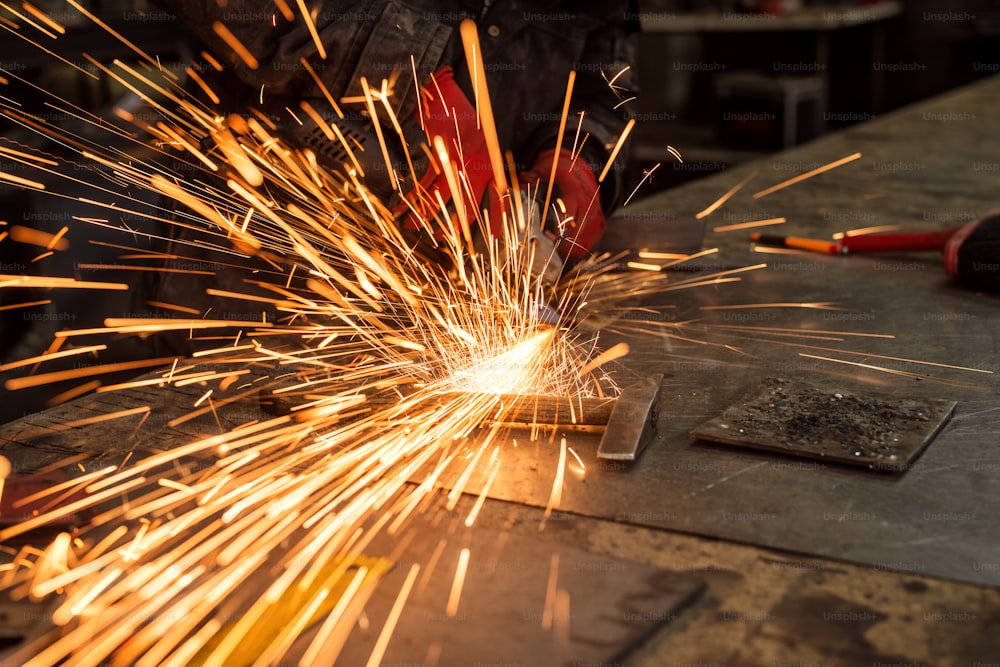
[153,0,451,119]
[491,2,638,213]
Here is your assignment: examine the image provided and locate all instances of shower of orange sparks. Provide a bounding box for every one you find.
[0,5,991,666]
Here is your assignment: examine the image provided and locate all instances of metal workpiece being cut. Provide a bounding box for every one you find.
[262,373,665,462]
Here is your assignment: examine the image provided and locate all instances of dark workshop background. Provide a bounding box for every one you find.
[2,0,1000,423]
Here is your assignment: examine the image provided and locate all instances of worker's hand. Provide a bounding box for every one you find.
[521,149,606,261]
[397,67,562,286]
[398,67,495,241]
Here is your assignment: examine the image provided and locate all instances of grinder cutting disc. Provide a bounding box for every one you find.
[690,377,956,472]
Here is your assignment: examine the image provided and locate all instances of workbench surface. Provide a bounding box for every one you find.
[3,76,1000,665]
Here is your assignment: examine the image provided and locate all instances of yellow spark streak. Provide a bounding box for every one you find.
[798,353,929,378]
[359,77,398,194]
[709,324,893,339]
[459,19,507,198]
[662,262,767,290]
[293,0,326,59]
[637,250,689,260]
[623,161,660,207]
[149,123,218,171]
[445,548,471,618]
[0,146,58,167]
[539,71,575,231]
[0,344,106,372]
[10,465,115,513]
[1,477,145,541]
[713,217,787,233]
[145,300,201,315]
[598,118,635,184]
[576,342,629,379]
[199,50,223,70]
[149,174,257,248]
[184,65,220,105]
[53,567,122,626]
[541,553,559,630]
[541,437,568,528]
[5,358,174,390]
[99,318,271,332]
[754,152,863,199]
[160,619,222,667]
[211,21,259,70]
[0,456,9,511]
[298,565,370,665]
[699,302,842,311]
[173,369,250,388]
[297,57,344,121]
[20,2,66,34]
[696,170,758,219]
[0,170,44,189]
[45,379,100,406]
[193,389,213,407]
[2,1,58,38]
[625,261,662,271]
[60,0,156,65]
[358,559,416,666]
[750,245,815,255]
[464,455,501,527]
[835,224,902,239]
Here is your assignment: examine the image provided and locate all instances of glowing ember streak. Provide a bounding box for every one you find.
[0,3,891,663]
[540,71,576,231]
[541,553,560,630]
[364,564,420,667]
[754,152,863,199]
[0,344,107,372]
[464,453,501,527]
[459,19,507,199]
[598,118,635,184]
[541,437,568,528]
[696,170,758,219]
[293,0,326,59]
[211,21,259,70]
[446,547,471,617]
[712,217,787,233]
[4,360,175,390]
[0,170,45,189]
[0,456,9,508]
[699,302,843,311]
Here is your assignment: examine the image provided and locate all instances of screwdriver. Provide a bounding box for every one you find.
[749,210,1000,291]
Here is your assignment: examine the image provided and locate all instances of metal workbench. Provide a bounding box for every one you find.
[2,75,1000,665]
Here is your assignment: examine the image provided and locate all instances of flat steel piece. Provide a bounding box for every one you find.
[691,377,957,472]
[598,373,664,461]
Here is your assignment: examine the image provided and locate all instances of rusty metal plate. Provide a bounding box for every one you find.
[690,377,957,472]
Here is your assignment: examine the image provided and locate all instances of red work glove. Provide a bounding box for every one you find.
[398,67,500,240]
[520,149,605,261]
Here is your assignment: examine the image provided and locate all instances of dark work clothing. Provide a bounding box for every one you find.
[156,0,636,209]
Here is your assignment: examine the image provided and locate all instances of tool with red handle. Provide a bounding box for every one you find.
[841,211,1000,290]
[751,211,1000,291]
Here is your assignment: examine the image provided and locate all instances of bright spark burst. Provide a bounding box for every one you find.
[0,8,664,665]
[0,5,990,665]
